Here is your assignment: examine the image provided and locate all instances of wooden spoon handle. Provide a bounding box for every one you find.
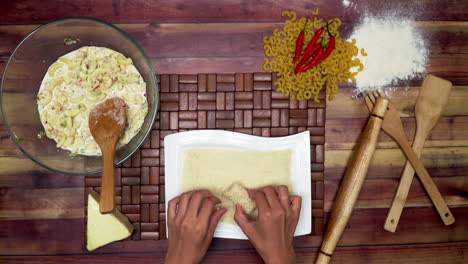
[394,134,455,226]
[384,128,428,232]
[99,143,116,214]
[315,98,388,264]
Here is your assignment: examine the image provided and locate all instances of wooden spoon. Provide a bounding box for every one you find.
[89,97,127,214]
[384,75,453,232]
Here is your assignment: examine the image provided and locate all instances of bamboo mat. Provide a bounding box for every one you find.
[85,72,326,240]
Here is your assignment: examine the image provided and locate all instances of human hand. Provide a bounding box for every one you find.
[165,190,227,264]
[234,185,302,264]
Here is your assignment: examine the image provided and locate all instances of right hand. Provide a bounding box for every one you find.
[234,185,302,264]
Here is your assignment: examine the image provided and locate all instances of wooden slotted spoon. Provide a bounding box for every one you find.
[89,97,127,214]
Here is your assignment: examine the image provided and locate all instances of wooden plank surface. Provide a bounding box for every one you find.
[1,22,467,58]
[1,242,467,264]
[1,0,467,263]
[1,0,467,24]
[2,207,467,255]
[0,22,467,82]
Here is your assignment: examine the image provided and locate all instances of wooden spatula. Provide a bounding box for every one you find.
[89,97,127,214]
[365,91,455,226]
[384,75,453,232]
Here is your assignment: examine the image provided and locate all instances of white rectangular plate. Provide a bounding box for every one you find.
[165,130,312,239]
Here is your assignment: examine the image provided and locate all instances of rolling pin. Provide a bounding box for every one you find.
[315,98,389,264]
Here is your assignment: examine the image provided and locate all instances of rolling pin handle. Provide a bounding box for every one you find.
[372,98,389,118]
[315,251,332,264]
[314,97,389,264]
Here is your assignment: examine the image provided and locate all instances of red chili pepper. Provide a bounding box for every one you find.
[293,21,308,63]
[315,36,336,65]
[294,43,321,73]
[297,48,324,73]
[301,21,335,57]
[301,28,323,58]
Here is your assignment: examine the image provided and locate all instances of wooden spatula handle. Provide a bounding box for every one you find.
[99,141,116,214]
[384,128,428,232]
[315,98,388,264]
[392,134,455,226]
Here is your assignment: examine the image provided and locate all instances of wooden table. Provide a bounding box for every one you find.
[1,0,467,263]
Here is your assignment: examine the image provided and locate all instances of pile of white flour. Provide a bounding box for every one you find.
[349,15,428,94]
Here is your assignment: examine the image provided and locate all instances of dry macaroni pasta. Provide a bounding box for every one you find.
[37,46,148,156]
[263,10,365,101]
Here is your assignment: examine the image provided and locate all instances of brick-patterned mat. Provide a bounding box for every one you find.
[85,73,325,240]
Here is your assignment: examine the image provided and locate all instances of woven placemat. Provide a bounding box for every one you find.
[85,72,325,240]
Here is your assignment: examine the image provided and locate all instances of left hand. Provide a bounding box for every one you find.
[165,190,227,264]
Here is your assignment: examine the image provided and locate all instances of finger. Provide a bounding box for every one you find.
[289,195,302,236]
[234,204,254,237]
[277,185,291,212]
[262,186,282,209]
[199,197,220,222]
[247,188,257,198]
[186,192,205,219]
[207,207,227,238]
[191,190,221,207]
[253,190,269,213]
[271,185,280,194]
[168,196,181,221]
[196,190,221,216]
[177,191,194,217]
[290,195,302,218]
[197,190,222,203]
[205,195,221,205]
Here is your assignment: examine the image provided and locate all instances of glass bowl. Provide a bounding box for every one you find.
[0,18,158,175]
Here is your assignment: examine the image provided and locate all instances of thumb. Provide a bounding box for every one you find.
[207,207,227,238]
[247,188,258,198]
[234,204,254,237]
